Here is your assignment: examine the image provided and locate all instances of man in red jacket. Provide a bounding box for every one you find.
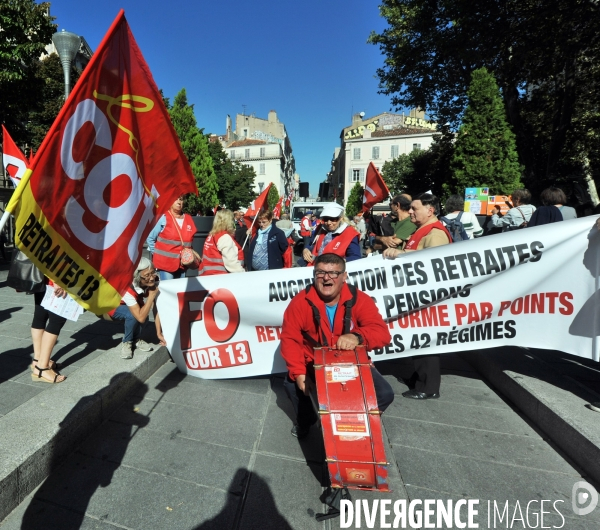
[281,253,394,439]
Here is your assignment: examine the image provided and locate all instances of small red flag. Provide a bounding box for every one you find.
[272,196,283,218]
[2,125,28,188]
[285,188,294,208]
[362,162,390,212]
[244,183,272,230]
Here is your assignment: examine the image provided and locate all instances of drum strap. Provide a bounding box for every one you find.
[303,284,358,347]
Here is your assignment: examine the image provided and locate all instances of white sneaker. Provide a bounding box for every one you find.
[589,402,600,413]
[135,339,153,352]
[120,341,133,359]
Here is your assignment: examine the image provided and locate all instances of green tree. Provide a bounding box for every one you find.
[369,0,600,185]
[169,88,218,213]
[27,53,80,150]
[1,0,56,145]
[207,139,256,210]
[267,183,280,211]
[1,1,56,140]
[449,68,522,196]
[346,182,364,218]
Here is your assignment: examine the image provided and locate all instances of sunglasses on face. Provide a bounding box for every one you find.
[314,269,344,279]
[321,217,340,223]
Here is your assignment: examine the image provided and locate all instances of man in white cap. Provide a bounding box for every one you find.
[106,257,165,359]
[301,203,361,265]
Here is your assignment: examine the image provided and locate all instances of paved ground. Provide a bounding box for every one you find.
[2,254,600,529]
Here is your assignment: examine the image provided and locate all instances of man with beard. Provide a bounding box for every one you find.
[280,253,394,438]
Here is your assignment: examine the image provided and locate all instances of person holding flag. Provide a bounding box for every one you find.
[300,203,361,265]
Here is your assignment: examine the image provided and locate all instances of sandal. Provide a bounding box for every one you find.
[31,358,61,372]
[31,365,66,384]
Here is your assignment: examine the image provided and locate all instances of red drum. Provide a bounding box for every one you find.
[313,346,390,491]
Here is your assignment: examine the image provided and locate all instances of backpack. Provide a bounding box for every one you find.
[440,212,469,242]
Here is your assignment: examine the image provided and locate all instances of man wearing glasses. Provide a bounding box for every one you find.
[301,203,361,265]
[281,253,394,439]
[107,257,165,359]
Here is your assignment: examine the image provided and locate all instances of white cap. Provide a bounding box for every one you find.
[319,203,345,219]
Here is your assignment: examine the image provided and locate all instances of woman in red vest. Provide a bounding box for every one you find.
[200,209,246,275]
[301,203,361,266]
[147,195,197,280]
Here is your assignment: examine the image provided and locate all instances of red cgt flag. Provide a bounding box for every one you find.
[2,125,29,188]
[285,187,294,208]
[362,162,390,212]
[272,196,283,219]
[6,10,197,314]
[244,183,272,230]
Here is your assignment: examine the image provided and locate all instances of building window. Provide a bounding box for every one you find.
[230,150,236,160]
[245,148,250,159]
[350,168,365,182]
[353,148,361,160]
[413,143,421,151]
[243,128,248,137]
[391,145,399,158]
[260,147,265,157]
[259,163,265,175]
[258,182,265,192]
[372,146,380,159]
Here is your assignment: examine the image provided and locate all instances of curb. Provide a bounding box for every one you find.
[461,346,600,485]
[0,345,170,522]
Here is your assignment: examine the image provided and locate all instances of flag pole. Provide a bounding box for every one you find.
[0,210,10,234]
[242,215,259,250]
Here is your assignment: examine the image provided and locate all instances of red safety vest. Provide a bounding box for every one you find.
[404,221,452,251]
[200,231,244,275]
[153,213,196,272]
[308,225,359,266]
[300,216,312,237]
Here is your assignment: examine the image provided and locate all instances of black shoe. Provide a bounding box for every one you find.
[402,389,440,400]
[291,424,310,439]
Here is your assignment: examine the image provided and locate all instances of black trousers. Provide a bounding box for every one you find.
[283,366,395,429]
[412,354,441,394]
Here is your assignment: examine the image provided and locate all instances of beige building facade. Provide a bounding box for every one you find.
[328,111,438,205]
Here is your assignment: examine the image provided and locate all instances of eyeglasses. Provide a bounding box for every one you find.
[140,270,157,280]
[321,217,340,223]
[314,269,344,279]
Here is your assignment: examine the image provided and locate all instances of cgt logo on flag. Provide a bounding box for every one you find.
[6,10,197,314]
[2,125,28,188]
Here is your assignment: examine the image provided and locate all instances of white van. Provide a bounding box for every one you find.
[290,202,331,234]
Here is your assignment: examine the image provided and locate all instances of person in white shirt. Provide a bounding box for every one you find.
[442,195,483,239]
[490,189,536,231]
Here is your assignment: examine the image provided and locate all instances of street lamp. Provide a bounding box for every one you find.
[52,29,81,98]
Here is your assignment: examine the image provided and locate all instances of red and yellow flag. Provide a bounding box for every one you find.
[6,10,197,314]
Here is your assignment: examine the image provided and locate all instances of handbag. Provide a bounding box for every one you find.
[170,211,202,269]
[7,249,46,293]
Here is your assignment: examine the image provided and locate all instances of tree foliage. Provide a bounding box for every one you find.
[207,139,256,211]
[369,0,600,187]
[27,53,80,150]
[267,183,280,211]
[169,88,218,214]
[381,132,454,199]
[449,68,522,196]
[1,0,56,145]
[346,182,364,218]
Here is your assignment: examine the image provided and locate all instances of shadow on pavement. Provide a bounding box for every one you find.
[193,468,293,530]
[19,374,150,530]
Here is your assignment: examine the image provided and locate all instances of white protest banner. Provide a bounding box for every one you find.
[157,216,600,379]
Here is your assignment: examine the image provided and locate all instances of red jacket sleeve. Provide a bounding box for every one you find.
[280,294,309,381]
[353,291,391,351]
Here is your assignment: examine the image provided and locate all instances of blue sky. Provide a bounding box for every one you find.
[49,0,399,195]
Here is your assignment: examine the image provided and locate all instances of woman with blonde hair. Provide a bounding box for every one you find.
[200,209,245,275]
